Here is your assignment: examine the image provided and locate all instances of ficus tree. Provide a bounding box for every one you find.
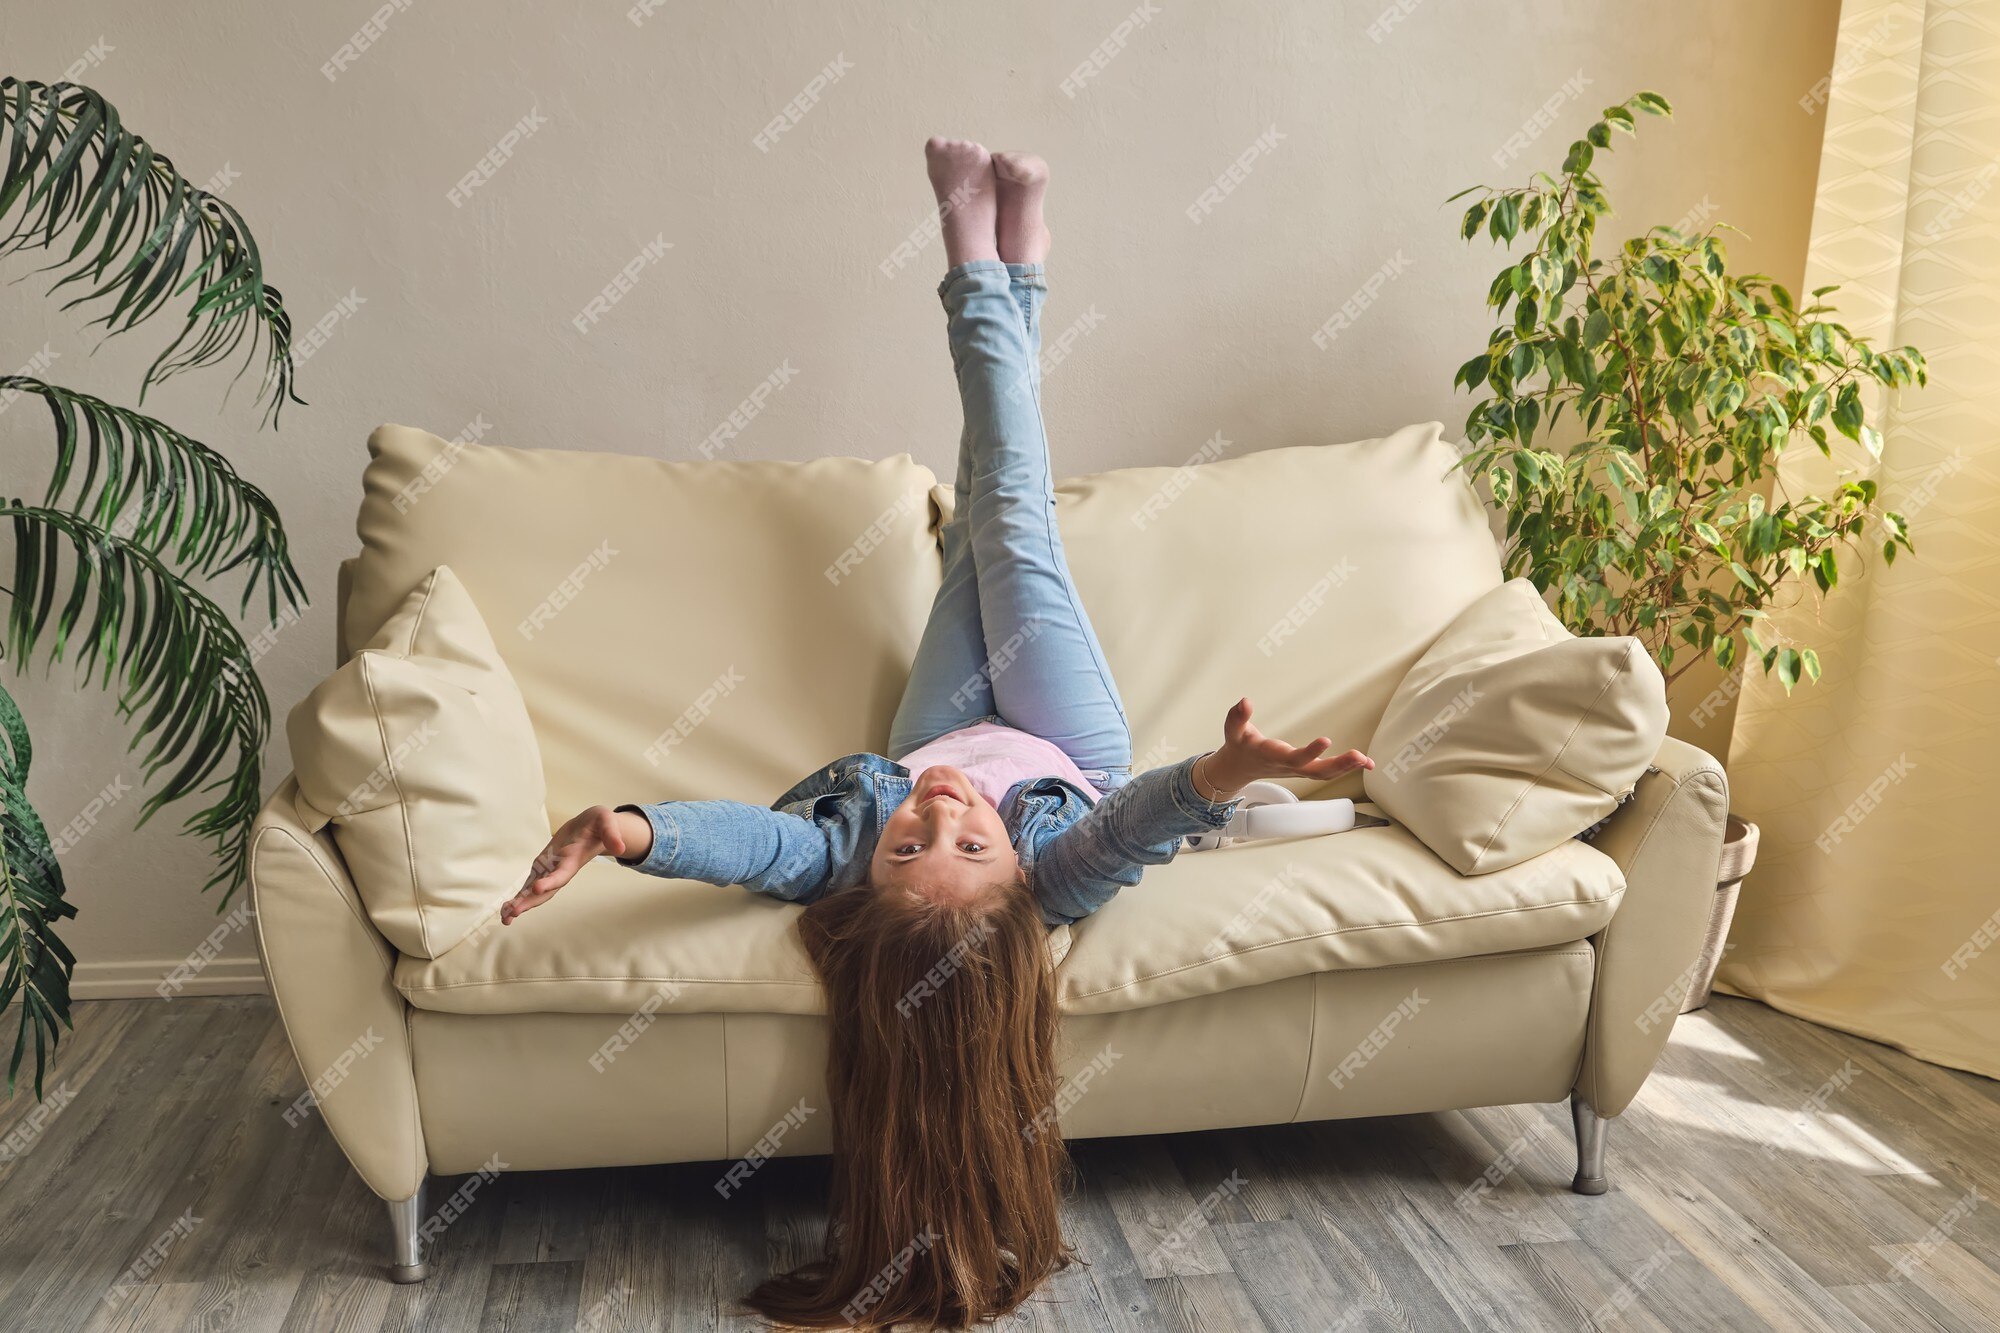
[0,78,305,1095]
[1447,90,1926,692]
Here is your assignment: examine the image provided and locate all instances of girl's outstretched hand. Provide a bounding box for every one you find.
[502,805,648,924]
[1199,697,1374,800]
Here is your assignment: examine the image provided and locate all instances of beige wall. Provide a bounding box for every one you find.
[4,1,1838,995]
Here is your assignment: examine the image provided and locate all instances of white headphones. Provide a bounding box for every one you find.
[1182,780,1358,852]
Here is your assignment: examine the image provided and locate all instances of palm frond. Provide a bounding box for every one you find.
[1,376,304,625]
[0,78,303,425]
[1,504,269,904]
[0,681,76,1098]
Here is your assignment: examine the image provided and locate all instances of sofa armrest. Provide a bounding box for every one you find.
[1573,736,1729,1117]
[251,776,427,1199]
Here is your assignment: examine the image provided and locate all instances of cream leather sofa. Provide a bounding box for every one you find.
[251,422,1728,1281]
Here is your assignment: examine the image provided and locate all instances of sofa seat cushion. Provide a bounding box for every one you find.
[1055,819,1624,1015]
[395,857,1074,1017]
[395,821,1619,1019]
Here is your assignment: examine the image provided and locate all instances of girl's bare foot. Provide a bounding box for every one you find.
[993,152,1051,265]
[925,137,998,269]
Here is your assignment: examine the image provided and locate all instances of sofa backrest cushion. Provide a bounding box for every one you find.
[1362,578,1670,873]
[289,566,549,957]
[345,426,940,819]
[1049,422,1503,795]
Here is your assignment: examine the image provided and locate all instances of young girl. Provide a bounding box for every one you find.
[502,139,1372,1329]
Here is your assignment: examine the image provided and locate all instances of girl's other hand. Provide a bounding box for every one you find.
[1201,697,1373,799]
[501,805,646,924]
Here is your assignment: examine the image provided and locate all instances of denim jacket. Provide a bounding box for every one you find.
[619,752,1239,926]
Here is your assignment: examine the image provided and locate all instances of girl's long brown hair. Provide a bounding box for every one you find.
[743,876,1072,1330]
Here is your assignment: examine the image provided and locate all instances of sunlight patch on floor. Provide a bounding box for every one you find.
[1643,1064,1929,1175]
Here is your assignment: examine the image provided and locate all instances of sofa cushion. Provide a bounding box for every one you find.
[345,425,940,820]
[1055,820,1623,1015]
[1046,422,1503,797]
[395,822,1620,1018]
[1362,578,1669,874]
[394,858,1073,1016]
[288,566,549,957]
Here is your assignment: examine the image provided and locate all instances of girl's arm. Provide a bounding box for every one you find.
[618,799,832,900]
[501,799,832,924]
[1031,698,1373,925]
[1028,756,1240,925]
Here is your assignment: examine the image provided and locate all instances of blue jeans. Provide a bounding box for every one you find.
[888,260,1132,786]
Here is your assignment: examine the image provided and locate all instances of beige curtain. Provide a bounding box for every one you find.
[1717,0,2000,1079]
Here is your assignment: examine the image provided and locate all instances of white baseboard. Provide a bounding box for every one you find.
[71,956,270,1000]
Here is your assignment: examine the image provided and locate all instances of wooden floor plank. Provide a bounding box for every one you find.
[1210,1217,1368,1333]
[477,1259,585,1333]
[1145,1272,1271,1333]
[1035,1138,1169,1333]
[277,1268,394,1333]
[1086,1135,1233,1279]
[1,993,1994,1331]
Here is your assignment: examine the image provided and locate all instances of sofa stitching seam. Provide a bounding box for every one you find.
[1288,972,1321,1123]
[720,1012,733,1158]
[398,974,821,991]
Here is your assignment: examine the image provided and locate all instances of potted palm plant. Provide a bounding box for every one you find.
[1446,91,1925,1010]
[1,78,305,1095]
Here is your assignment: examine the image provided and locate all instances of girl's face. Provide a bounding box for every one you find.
[870,764,1020,901]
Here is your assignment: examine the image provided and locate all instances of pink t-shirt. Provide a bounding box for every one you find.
[895,721,1098,808]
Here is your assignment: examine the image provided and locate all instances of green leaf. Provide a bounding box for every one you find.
[1461,200,1491,241]
[1516,396,1541,444]
[1774,647,1801,691]
[1832,381,1864,440]
[0,680,78,1098]
[2,505,272,907]
[1,79,304,425]
[1800,647,1822,682]
[0,378,304,623]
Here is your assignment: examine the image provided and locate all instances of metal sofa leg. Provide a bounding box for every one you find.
[388,1180,430,1282]
[1570,1094,1609,1195]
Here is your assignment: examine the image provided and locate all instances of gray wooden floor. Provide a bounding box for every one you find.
[1,994,1996,1332]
